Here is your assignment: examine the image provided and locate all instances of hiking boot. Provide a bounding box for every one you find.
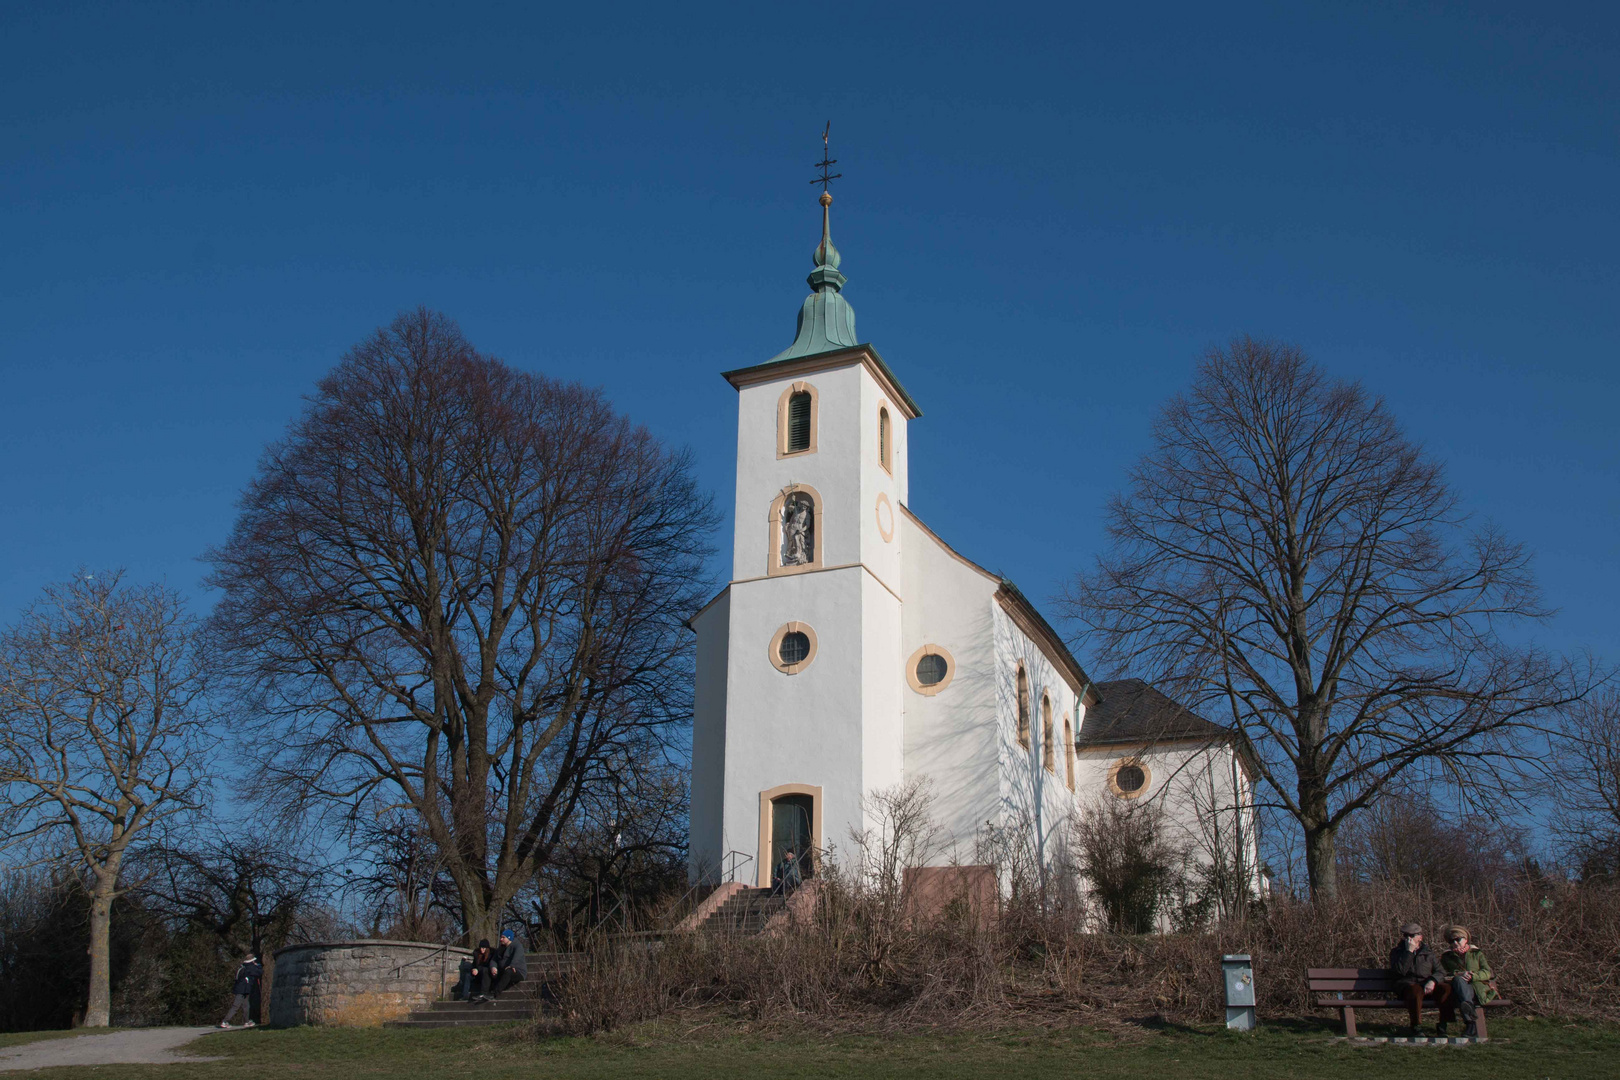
[1436,1022,1449,1036]
[1463,1023,1478,1038]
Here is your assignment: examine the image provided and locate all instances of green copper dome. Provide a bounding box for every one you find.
[770,192,859,361]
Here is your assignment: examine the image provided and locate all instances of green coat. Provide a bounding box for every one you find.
[1440,948,1498,1004]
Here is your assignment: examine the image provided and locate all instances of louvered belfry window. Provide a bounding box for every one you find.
[787,391,812,453]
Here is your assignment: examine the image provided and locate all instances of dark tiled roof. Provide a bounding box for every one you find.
[1076,679,1232,747]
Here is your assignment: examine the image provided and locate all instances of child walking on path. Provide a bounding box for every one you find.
[218,953,263,1029]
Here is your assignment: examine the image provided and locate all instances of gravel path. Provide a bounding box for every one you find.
[0,1028,224,1071]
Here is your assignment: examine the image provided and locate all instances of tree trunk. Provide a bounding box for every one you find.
[1304,824,1339,901]
[84,883,114,1027]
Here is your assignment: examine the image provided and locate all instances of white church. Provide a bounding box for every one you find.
[688,187,1259,904]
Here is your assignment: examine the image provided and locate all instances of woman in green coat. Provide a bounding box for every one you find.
[1439,925,1496,1037]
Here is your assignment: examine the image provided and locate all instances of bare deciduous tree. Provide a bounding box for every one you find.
[144,832,331,957]
[1062,337,1587,898]
[205,309,716,942]
[841,778,943,981]
[1549,689,1620,879]
[0,574,216,1026]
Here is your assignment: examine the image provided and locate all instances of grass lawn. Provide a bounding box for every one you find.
[24,1016,1615,1080]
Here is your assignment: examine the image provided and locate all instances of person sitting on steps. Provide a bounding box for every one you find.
[1439,925,1496,1038]
[1388,921,1452,1036]
[218,952,263,1029]
[464,939,494,1002]
[487,928,527,1003]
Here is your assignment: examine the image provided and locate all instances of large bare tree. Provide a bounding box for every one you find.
[1062,337,1586,898]
[0,574,216,1026]
[205,309,715,942]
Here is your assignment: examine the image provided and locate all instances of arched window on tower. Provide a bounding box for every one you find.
[787,391,812,453]
[1042,693,1055,773]
[1063,715,1075,790]
[878,406,892,473]
[1016,665,1030,749]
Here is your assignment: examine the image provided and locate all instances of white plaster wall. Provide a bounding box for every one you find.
[1074,741,1263,896]
[898,512,1000,860]
[687,589,730,882]
[992,607,1085,878]
[860,570,906,831]
[731,363,869,580]
[859,370,907,598]
[719,568,871,886]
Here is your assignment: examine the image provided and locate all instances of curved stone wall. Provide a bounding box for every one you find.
[270,940,469,1027]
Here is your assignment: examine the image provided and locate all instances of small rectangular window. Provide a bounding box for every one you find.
[787,392,811,452]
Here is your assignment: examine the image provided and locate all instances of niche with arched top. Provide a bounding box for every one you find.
[766,484,824,576]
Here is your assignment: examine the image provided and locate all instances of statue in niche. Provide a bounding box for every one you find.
[780,492,815,566]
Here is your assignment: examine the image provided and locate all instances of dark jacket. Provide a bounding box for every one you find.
[1388,942,1440,986]
[494,939,527,978]
[468,946,493,973]
[232,959,264,996]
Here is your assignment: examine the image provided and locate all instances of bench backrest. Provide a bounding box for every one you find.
[1307,967,1395,996]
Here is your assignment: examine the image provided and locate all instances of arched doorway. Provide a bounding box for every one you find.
[756,783,822,887]
[770,793,814,880]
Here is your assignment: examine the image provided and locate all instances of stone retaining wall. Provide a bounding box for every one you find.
[269,940,469,1027]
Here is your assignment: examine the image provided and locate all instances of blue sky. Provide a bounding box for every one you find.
[3,1,1617,674]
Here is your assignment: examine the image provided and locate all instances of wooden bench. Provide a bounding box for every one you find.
[1309,967,1510,1039]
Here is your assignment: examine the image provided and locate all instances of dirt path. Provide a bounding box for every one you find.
[0,1028,224,1071]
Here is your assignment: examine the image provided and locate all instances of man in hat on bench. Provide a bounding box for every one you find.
[1389,921,1453,1036]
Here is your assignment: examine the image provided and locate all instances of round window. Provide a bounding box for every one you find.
[915,653,948,686]
[1115,764,1146,794]
[779,631,811,666]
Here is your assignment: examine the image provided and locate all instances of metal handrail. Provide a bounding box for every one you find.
[659,849,756,931]
[389,940,457,998]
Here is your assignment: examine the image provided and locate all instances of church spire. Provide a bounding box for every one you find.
[769,125,859,362]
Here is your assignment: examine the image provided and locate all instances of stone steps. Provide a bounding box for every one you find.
[696,887,787,934]
[385,959,580,1029]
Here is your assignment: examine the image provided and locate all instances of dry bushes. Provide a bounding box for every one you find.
[542,872,1620,1036]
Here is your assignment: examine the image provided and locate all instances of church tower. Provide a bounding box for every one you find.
[688,177,921,887]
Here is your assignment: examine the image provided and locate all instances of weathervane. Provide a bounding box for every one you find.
[811,122,841,193]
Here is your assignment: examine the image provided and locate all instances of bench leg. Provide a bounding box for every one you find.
[1475,1007,1487,1041]
[1343,1007,1356,1038]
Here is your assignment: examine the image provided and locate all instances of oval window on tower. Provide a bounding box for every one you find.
[779,631,810,666]
[768,622,818,674]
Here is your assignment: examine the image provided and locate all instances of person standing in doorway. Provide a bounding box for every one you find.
[772,848,802,897]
